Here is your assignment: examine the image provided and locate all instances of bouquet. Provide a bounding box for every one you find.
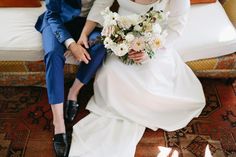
[101,7,169,65]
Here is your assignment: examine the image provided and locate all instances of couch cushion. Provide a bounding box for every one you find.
[0,2,45,61]
[0,0,41,7]
[191,0,216,4]
[175,1,236,62]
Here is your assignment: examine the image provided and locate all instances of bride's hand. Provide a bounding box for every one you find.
[77,33,89,49]
[128,50,146,63]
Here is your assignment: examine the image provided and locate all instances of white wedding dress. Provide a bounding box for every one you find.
[69,0,206,156]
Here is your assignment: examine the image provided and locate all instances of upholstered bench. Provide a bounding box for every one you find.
[0,0,235,87]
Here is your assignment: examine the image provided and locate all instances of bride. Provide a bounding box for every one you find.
[69,0,206,156]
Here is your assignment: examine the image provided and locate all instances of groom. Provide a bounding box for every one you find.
[35,0,105,156]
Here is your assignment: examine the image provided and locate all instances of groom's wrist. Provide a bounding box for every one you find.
[65,38,76,49]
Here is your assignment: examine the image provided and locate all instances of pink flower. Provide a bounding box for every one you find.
[131,37,146,52]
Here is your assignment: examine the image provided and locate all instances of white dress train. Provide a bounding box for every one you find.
[69,0,206,156]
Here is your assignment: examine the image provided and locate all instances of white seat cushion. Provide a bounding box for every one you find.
[175,1,236,61]
[0,1,236,62]
[0,2,45,61]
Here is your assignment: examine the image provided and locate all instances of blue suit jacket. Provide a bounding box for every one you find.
[35,0,82,43]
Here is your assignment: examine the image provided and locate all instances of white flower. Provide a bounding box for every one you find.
[152,23,162,34]
[134,25,142,31]
[118,14,140,29]
[150,37,162,51]
[111,43,129,56]
[125,33,135,42]
[118,16,133,29]
[153,11,169,22]
[143,32,153,42]
[128,14,140,25]
[104,37,114,49]
[149,34,166,51]
[103,12,120,27]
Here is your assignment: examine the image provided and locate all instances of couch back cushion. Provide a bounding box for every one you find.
[191,0,216,4]
[0,0,217,8]
[111,0,217,10]
[0,0,41,7]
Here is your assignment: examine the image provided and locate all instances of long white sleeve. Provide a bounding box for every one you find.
[87,0,115,26]
[165,0,190,48]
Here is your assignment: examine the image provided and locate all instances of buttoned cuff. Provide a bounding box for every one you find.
[64,38,76,49]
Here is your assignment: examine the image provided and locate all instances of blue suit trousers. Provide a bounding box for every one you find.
[42,19,105,104]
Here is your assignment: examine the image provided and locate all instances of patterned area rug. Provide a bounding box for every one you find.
[0,79,235,157]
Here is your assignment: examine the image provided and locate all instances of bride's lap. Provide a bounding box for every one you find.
[100,48,177,80]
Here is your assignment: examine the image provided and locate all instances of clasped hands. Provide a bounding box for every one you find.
[69,34,146,64]
[68,34,91,64]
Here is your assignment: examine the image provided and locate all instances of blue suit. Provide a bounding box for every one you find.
[35,0,105,104]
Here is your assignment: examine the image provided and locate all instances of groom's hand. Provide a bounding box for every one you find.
[128,50,145,63]
[69,42,91,64]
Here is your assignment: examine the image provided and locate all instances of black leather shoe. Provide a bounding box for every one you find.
[65,100,79,122]
[53,133,69,157]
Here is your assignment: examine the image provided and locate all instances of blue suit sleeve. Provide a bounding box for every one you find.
[45,0,72,43]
